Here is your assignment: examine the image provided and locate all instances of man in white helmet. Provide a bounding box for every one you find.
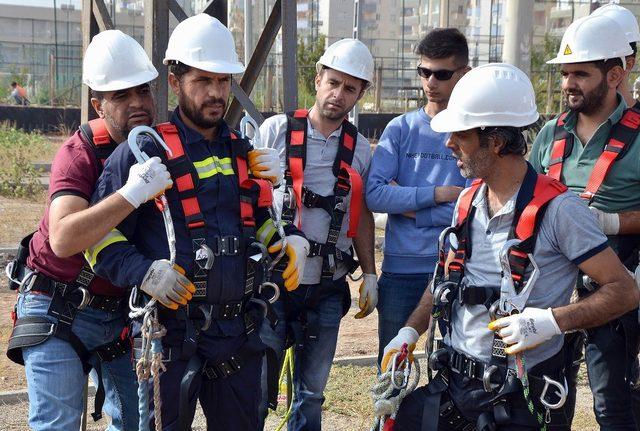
[592,2,640,108]
[89,14,307,430]
[380,62,637,431]
[5,30,174,430]
[255,38,377,430]
[530,14,640,429]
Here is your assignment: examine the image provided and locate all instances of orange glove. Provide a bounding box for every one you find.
[268,235,309,291]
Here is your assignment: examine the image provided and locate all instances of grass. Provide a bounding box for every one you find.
[0,123,54,199]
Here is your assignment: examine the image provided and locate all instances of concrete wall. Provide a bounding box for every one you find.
[0,104,399,140]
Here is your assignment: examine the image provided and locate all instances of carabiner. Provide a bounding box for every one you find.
[259,281,280,304]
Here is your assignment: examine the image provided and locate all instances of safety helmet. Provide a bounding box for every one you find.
[163,13,245,74]
[547,14,633,67]
[591,2,640,43]
[431,63,539,133]
[316,38,374,86]
[82,30,158,92]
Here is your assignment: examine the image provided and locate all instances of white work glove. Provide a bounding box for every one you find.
[589,206,620,235]
[381,326,419,371]
[268,234,309,292]
[354,273,378,319]
[140,259,195,310]
[117,157,173,209]
[488,307,561,355]
[248,148,283,187]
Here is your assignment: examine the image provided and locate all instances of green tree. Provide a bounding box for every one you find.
[530,33,562,115]
[297,34,326,106]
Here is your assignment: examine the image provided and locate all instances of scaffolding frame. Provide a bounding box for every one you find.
[81,0,298,127]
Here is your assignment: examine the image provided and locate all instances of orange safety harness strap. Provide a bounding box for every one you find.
[79,118,118,168]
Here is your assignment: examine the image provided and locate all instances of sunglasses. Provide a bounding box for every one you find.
[416,66,463,81]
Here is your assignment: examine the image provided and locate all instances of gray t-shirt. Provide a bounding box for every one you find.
[258,111,372,285]
[445,182,608,368]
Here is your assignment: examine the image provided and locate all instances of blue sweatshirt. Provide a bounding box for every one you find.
[366,108,467,274]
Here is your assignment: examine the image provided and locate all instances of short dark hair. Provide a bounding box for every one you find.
[10,81,17,87]
[592,57,625,75]
[478,126,528,157]
[169,62,192,80]
[415,28,469,67]
[90,89,105,101]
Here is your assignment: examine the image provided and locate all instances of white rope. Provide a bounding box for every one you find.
[370,356,421,430]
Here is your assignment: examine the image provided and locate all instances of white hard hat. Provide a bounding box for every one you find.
[82,30,158,92]
[591,2,640,43]
[316,38,374,86]
[431,63,539,133]
[547,15,633,67]
[163,13,245,74]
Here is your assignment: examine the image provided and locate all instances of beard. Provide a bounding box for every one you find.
[456,148,493,179]
[564,77,608,115]
[103,110,152,141]
[317,99,352,121]
[179,92,226,130]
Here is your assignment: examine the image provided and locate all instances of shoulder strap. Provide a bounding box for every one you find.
[448,179,483,282]
[78,118,118,168]
[547,112,573,181]
[579,105,640,202]
[283,110,309,227]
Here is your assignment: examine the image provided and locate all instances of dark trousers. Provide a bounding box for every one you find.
[395,353,570,431]
[582,310,640,430]
[153,320,264,431]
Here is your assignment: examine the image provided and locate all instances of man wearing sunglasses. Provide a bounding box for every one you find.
[366,28,470,366]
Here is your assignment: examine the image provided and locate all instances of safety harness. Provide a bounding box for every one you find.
[6,118,131,421]
[150,122,281,423]
[281,109,363,280]
[424,166,568,431]
[549,105,640,202]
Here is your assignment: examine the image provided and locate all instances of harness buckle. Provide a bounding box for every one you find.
[333,195,347,213]
[540,375,568,410]
[283,186,296,209]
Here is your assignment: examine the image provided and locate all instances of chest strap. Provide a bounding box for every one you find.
[282,109,363,278]
[549,107,640,202]
[155,122,272,301]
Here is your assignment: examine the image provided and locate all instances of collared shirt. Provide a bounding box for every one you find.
[530,96,640,212]
[258,110,371,285]
[446,165,607,368]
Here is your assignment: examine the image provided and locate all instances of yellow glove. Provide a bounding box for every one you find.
[268,235,309,291]
[354,273,378,319]
[248,148,283,186]
[380,327,419,371]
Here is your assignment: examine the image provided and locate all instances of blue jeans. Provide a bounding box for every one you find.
[376,272,432,366]
[258,279,346,431]
[17,292,139,431]
[584,310,640,430]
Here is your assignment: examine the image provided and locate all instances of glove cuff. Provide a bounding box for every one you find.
[116,185,141,209]
[399,326,420,344]
[546,308,562,335]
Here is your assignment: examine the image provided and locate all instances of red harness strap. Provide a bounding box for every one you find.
[79,118,118,168]
[548,108,640,202]
[548,112,569,181]
[288,109,308,228]
[447,179,482,279]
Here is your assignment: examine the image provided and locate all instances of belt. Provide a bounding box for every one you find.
[21,271,125,314]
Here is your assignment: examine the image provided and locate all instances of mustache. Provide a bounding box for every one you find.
[202,98,227,108]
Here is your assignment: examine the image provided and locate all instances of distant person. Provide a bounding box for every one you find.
[365,28,468,366]
[10,81,29,105]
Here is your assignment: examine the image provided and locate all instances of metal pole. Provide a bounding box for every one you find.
[502,0,534,76]
[350,0,361,126]
[244,0,253,65]
[144,0,169,122]
[281,0,298,112]
[53,0,59,97]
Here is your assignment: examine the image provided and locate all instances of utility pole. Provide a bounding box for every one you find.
[244,0,253,65]
[53,0,59,102]
[502,0,534,76]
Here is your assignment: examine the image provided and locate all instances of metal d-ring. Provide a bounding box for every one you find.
[540,375,568,410]
[259,281,280,304]
[482,365,500,392]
